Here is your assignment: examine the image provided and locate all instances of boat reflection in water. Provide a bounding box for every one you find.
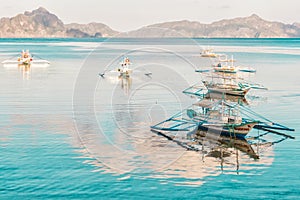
[120,76,132,95]
[150,127,278,181]
[76,123,277,186]
[193,131,260,159]
[18,64,31,80]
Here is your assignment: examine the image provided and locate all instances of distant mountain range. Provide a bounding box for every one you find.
[124,15,300,38]
[0,7,117,38]
[0,7,300,38]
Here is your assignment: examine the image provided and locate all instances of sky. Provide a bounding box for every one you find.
[0,0,299,31]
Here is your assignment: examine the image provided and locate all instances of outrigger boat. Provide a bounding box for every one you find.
[118,57,132,78]
[151,51,294,158]
[151,100,294,162]
[200,72,267,97]
[99,56,152,78]
[151,98,295,142]
[2,50,50,67]
[214,64,238,73]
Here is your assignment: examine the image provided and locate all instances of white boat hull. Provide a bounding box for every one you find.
[203,81,250,97]
[199,122,257,138]
[2,59,50,67]
[214,66,238,73]
[201,54,217,58]
[207,87,250,96]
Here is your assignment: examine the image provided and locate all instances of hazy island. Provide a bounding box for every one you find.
[0,7,299,38]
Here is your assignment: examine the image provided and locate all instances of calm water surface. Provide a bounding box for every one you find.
[0,38,299,199]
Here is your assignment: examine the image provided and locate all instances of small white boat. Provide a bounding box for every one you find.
[200,48,218,58]
[2,50,50,67]
[118,57,132,78]
[213,63,238,73]
[213,55,239,73]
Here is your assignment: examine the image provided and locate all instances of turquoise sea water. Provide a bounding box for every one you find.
[0,38,299,199]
